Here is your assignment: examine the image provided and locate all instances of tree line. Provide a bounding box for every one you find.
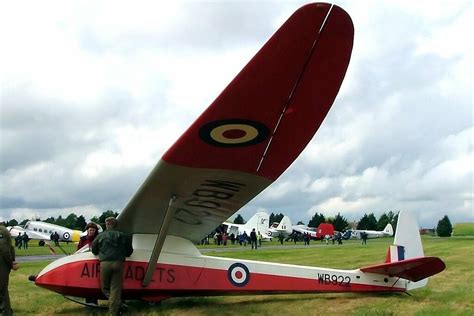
[233,211,454,237]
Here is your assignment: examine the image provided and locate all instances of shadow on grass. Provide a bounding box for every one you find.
[124,292,406,313]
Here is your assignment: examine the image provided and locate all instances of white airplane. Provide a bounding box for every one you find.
[267,215,293,238]
[224,212,270,239]
[344,223,394,239]
[29,3,444,307]
[8,221,103,242]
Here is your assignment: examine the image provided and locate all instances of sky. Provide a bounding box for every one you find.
[0,1,472,228]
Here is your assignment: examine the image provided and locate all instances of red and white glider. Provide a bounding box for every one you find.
[31,3,445,304]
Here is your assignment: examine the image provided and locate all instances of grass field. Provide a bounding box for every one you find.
[453,222,474,236]
[9,236,474,315]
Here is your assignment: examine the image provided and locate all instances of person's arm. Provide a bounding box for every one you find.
[91,236,100,255]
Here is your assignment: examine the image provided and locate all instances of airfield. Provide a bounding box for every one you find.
[10,236,474,315]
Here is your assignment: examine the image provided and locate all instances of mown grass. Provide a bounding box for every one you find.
[9,236,474,315]
[453,222,474,236]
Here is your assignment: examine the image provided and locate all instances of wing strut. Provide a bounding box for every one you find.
[142,194,176,288]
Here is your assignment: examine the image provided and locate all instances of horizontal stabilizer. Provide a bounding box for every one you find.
[360,256,446,282]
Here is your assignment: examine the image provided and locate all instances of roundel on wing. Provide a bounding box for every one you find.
[227,262,250,287]
[199,119,270,147]
[63,232,70,240]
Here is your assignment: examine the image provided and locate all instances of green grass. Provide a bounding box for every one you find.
[8,237,474,315]
[453,222,474,236]
[12,241,78,256]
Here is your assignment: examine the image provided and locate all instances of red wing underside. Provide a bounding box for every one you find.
[163,3,354,180]
[360,257,446,282]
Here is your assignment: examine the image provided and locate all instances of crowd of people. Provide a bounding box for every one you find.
[207,229,263,249]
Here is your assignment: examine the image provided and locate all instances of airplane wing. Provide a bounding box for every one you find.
[118,3,354,243]
[360,257,446,282]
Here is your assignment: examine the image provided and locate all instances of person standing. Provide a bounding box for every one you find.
[250,228,258,250]
[21,232,29,249]
[77,222,100,306]
[91,217,133,316]
[0,222,19,316]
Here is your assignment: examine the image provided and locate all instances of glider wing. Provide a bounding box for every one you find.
[118,3,354,243]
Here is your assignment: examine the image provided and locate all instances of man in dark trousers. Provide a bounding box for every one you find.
[92,217,133,315]
[0,223,19,316]
[250,228,258,250]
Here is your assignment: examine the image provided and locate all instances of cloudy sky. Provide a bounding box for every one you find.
[0,1,472,228]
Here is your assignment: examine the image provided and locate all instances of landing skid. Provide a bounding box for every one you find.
[63,296,107,309]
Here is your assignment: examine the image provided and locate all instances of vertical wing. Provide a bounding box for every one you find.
[118,3,354,243]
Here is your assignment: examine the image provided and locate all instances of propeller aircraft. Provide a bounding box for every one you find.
[30,2,445,306]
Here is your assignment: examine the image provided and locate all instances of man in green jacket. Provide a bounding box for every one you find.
[91,217,133,315]
[0,223,19,316]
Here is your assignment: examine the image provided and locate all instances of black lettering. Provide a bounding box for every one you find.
[193,189,233,200]
[317,273,324,284]
[185,198,221,209]
[174,208,207,225]
[81,264,90,277]
[202,180,245,192]
[331,275,337,285]
[344,276,351,286]
[167,269,175,283]
[324,274,331,285]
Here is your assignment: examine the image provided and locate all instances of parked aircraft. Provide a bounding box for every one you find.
[29,3,444,306]
[267,215,293,237]
[343,223,394,240]
[224,212,270,239]
[8,221,103,242]
[293,223,335,240]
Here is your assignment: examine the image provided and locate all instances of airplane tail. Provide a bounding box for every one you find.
[383,223,394,236]
[277,216,292,231]
[361,211,445,290]
[245,212,269,234]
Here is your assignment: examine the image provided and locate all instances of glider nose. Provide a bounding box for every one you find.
[28,274,37,282]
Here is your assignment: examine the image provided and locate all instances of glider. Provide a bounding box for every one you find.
[30,3,445,305]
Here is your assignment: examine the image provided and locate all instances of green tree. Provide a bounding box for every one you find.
[308,213,325,228]
[44,217,55,224]
[97,210,119,230]
[436,215,453,237]
[377,213,390,230]
[357,213,378,230]
[6,219,18,226]
[332,213,349,232]
[296,220,305,225]
[75,215,87,230]
[63,213,78,229]
[233,214,245,224]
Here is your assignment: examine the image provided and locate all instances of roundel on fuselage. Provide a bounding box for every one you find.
[63,232,70,240]
[199,119,270,147]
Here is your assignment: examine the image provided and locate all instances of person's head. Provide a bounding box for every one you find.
[85,222,99,237]
[105,217,118,230]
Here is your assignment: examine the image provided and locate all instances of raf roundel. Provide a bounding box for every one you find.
[63,232,70,240]
[227,262,250,287]
[199,119,270,147]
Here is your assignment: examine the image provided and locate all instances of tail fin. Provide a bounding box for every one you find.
[387,211,426,289]
[245,212,270,234]
[277,216,292,231]
[362,211,445,289]
[383,223,394,236]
